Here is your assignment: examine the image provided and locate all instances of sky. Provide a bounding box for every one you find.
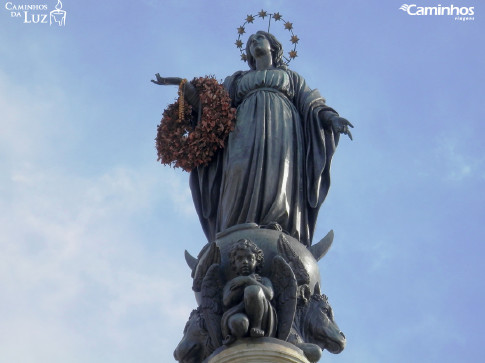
[0,0,484,362]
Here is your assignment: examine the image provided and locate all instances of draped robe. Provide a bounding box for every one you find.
[190,69,339,246]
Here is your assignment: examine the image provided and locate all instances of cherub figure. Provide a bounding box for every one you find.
[221,238,277,344]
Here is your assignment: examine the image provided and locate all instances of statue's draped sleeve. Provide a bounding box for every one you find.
[289,70,340,240]
[189,151,223,242]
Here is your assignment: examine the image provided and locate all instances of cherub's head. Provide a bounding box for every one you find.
[229,238,264,275]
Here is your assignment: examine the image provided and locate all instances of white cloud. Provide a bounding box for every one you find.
[0,53,203,361]
[434,136,484,182]
[0,161,197,362]
[0,70,70,162]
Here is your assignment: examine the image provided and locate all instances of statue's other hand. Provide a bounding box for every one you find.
[150,74,183,86]
[331,116,354,141]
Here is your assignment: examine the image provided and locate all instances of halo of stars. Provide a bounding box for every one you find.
[235,10,299,65]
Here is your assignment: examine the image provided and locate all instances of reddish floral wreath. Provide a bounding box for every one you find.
[156,77,236,172]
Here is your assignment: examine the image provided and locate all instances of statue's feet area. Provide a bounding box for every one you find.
[250,327,265,337]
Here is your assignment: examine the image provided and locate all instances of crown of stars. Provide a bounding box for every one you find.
[235,10,299,66]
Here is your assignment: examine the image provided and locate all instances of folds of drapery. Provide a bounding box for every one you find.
[190,69,339,246]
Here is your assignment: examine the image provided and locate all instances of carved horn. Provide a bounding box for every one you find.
[184,250,198,272]
[314,282,321,295]
[308,230,334,261]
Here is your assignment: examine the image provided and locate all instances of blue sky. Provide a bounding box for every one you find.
[0,0,483,362]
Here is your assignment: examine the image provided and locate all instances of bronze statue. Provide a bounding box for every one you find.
[152,30,353,247]
[153,24,351,362]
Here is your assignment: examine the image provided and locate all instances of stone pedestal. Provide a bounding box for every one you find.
[205,338,310,363]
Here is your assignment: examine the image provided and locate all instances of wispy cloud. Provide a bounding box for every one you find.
[0,49,202,359]
[434,136,484,182]
[1,163,195,362]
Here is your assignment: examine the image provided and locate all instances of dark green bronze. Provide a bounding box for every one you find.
[153,30,351,363]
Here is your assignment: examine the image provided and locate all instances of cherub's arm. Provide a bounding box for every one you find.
[222,276,247,307]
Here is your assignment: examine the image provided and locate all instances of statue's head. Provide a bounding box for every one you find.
[229,238,264,275]
[246,31,287,70]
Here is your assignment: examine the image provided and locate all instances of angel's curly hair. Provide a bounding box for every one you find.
[229,238,264,274]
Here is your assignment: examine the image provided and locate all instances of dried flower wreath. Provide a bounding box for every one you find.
[156,76,236,172]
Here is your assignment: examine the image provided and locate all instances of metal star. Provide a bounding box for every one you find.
[235,39,243,48]
[289,50,298,59]
[237,26,246,35]
[258,10,267,19]
[246,15,255,23]
[284,22,293,30]
[290,35,300,44]
[273,12,282,21]
[241,53,248,61]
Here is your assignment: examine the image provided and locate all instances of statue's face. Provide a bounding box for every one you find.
[249,33,271,58]
[234,249,257,276]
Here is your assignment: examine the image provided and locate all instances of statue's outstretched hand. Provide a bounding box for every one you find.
[331,116,354,141]
[151,74,200,109]
[151,74,183,86]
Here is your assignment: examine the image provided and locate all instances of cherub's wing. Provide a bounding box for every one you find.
[277,234,310,286]
[201,263,224,352]
[271,255,297,341]
[193,242,221,292]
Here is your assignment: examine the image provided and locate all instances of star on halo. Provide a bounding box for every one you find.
[289,50,298,59]
[284,21,293,30]
[258,10,267,19]
[290,35,299,44]
[246,15,255,23]
[273,12,282,21]
[237,26,246,35]
[235,39,243,48]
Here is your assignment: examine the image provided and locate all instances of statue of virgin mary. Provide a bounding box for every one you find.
[189,31,352,246]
